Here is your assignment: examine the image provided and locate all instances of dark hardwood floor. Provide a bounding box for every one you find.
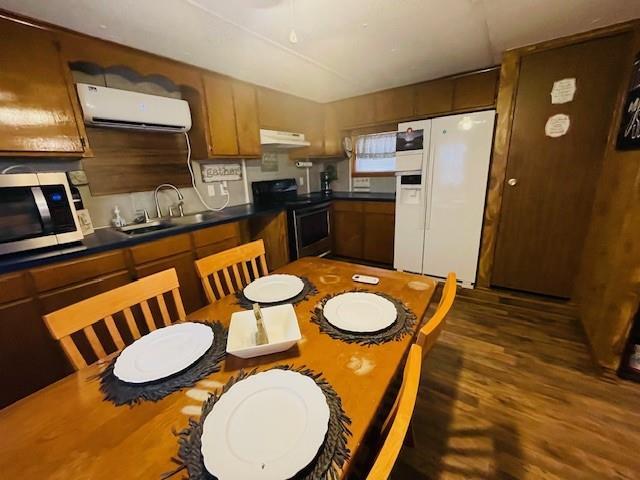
[392,291,640,479]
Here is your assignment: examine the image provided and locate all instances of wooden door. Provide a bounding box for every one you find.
[492,33,632,297]
[232,81,261,156]
[203,74,239,156]
[332,201,364,259]
[363,202,395,264]
[0,18,83,154]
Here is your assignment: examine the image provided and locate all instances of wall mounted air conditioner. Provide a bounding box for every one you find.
[76,83,192,133]
[260,129,310,149]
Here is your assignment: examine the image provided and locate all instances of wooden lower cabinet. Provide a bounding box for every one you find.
[333,201,365,259]
[332,200,395,264]
[134,251,205,314]
[363,202,395,264]
[0,298,70,408]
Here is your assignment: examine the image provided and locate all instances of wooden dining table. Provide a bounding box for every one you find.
[0,257,435,479]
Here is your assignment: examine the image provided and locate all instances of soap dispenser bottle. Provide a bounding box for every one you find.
[111,206,127,228]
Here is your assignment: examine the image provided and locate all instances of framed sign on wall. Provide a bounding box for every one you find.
[201,163,242,182]
[616,54,640,150]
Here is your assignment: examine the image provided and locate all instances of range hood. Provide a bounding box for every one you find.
[260,129,310,149]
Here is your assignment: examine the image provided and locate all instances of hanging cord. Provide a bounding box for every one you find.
[184,131,229,212]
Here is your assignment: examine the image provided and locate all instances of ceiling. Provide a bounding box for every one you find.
[2,0,639,102]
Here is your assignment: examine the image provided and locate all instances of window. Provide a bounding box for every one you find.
[353,131,396,175]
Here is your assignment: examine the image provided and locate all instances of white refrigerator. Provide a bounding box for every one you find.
[394,110,495,286]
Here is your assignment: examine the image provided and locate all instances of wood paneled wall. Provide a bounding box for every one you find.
[573,27,640,369]
[476,20,640,369]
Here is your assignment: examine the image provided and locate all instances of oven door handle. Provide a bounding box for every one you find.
[31,187,54,233]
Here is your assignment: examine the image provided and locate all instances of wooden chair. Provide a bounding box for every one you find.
[416,272,457,356]
[368,344,422,480]
[194,239,268,303]
[43,268,186,370]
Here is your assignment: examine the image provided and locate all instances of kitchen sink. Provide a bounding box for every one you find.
[167,211,220,225]
[116,220,174,235]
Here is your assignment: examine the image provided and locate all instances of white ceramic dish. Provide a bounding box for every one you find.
[201,369,330,480]
[113,322,213,383]
[243,274,304,303]
[226,304,301,359]
[323,292,397,333]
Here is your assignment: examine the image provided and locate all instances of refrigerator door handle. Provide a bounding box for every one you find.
[425,143,437,231]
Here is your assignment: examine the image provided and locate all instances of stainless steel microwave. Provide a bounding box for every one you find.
[0,172,83,255]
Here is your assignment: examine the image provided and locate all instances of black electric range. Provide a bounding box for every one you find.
[252,179,332,260]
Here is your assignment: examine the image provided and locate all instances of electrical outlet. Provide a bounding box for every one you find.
[299,176,305,186]
[219,181,228,195]
[207,185,216,197]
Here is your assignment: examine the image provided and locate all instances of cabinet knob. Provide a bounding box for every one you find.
[507,178,518,186]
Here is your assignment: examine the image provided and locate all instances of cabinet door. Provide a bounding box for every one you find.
[203,74,239,156]
[337,95,376,128]
[452,68,499,110]
[332,201,364,259]
[323,103,343,157]
[0,18,83,154]
[134,252,205,314]
[232,81,261,156]
[415,78,454,117]
[363,202,395,264]
[0,298,71,408]
[374,86,415,123]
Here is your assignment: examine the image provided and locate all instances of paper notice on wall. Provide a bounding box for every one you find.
[551,78,576,104]
[545,114,570,138]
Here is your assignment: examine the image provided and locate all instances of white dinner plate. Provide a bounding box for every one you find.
[323,292,397,333]
[201,369,330,480]
[113,322,213,383]
[243,274,305,303]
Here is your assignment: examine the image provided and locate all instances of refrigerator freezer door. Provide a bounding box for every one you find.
[422,110,495,284]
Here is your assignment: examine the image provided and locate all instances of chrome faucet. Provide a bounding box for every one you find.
[153,183,184,218]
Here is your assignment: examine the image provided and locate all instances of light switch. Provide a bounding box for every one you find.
[207,185,216,197]
[299,176,305,186]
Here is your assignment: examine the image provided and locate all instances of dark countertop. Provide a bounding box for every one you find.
[0,191,395,274]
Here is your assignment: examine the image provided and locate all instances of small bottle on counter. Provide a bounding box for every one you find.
[111,206,127,228]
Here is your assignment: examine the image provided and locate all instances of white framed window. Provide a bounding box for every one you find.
[353,131,396,174]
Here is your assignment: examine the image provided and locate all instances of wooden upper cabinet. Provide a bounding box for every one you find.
[415,78,454,116]
[374,86,415,123]
[0,18,84,155]
[336,95,376,128]
[323,103,343,157]
[231,81,261,156]
[257,87,295,131]
[452,68,499,110]
[202,74,239,156]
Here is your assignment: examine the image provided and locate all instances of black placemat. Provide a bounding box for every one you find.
[235,276,318,309]
[162,366,352,480]
[311,290,417,345]
[97,321,227,406]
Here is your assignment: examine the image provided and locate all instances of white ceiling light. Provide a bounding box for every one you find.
[288,0,298,44]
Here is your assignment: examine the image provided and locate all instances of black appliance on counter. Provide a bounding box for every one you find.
[252,179,332,261]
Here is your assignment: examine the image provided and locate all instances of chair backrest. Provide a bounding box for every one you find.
[194,239,268,303]
[43,268,185,370]
[367,343,422,480]
[416,272,456,357]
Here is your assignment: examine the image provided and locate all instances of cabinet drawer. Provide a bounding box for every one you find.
[129,234,191,265]
[0,272,30,304]
[195,237,244,259]
[333,200,364,212]
[364,201,395,214]
[30,250,127,293]
[192,222,243,249]
[38,270,132,314]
